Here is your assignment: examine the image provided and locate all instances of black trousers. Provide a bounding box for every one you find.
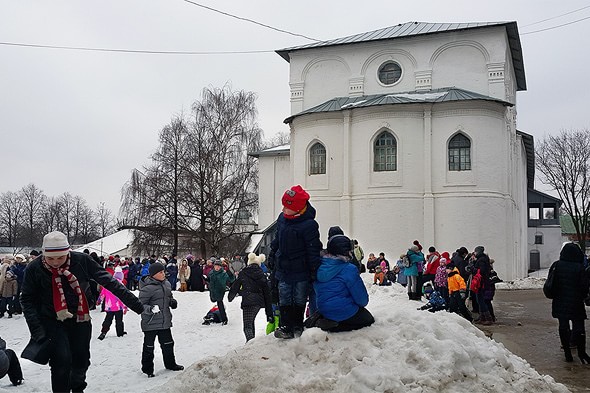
[325,307,375,333]
[46,319,92,393]
[101,310,125,336]
[0,296,14,315]
[217,300,228,322]
[449,292,473,322]
[141,329,177,374]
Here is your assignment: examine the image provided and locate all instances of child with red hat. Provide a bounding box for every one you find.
[269,185,322,339]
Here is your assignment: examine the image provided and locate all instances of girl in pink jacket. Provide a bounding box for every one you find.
[97,268,128,340]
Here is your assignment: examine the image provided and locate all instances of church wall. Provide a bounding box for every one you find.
[257,155,292,229]
[288,26,513,115]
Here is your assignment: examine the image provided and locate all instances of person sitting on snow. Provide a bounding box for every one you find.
[312,234,375,332]
[417,282,446,313]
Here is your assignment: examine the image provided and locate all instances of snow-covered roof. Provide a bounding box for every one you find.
[73,229,134,256]
[249,144,290,158]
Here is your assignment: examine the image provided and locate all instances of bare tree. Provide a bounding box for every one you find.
[96,202,115,238]
[263,130,290,149]
[121,85,262,257]
[0,191,25,247]
[185,85,262,256]
[19,183,47,246]
[536,129,590,250]
[121,116,191,255]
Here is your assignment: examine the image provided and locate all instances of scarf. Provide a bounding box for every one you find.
[43,257,91,322]
[283,205,307,220]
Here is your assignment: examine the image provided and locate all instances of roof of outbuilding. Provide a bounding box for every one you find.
[284,87,512,124]
[276,21,526,91]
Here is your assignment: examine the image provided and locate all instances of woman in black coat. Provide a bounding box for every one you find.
[551,243,590,363]
[188,259,205,292]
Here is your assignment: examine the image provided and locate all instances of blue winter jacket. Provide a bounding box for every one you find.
[314,255,369,322]
[405,249,424,277]
[270,203,322,283]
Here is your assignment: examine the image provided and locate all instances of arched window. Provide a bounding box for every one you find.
[448,133,471,171]
[374,131,397,171]
[309,142,326,175]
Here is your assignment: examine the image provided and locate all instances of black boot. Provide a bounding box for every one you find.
[559,329,573,362]
[274,306,294,339]
[5,349,23,386]
[291,305,306,337]
[576,333,590,364]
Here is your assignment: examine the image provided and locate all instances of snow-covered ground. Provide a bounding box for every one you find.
[0,273,565,393]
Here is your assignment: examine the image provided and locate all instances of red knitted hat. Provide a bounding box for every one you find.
[282,185,309,212]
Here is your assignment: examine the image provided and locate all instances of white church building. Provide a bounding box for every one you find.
[253,22,548,281]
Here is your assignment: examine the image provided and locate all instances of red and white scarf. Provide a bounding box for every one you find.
[43,257,91,322]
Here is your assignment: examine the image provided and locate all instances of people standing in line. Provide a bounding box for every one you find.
[313,234,374,332]
[139,262,184,377]
[207,260,235,325]
[406,244,424,300]
[97,268,128,340]
[395,255,407,287]
[0,270,17,318]
[413,241,425,299]
[166,255,178,291]
[446,263,473,322]
[269,185,322,339]
[423,246,440,284]
[188,258,205,292]
[127,257,140,291]
[471,246,493,325]
[9,254,26,315]
[177,258,191,292]
[228,253,273,342]
[484,258,502,322]
[549,243,590,363]
[20,231,145,392]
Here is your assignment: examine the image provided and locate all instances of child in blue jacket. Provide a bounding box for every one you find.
[313,234,374,332]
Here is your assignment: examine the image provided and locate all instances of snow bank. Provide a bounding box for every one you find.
[0,274,566,393]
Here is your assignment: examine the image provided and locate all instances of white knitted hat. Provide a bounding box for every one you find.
[42,231,70,257]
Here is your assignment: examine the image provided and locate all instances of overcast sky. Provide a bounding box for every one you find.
[1,0,589,215]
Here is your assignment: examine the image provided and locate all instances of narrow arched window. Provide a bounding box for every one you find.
[309,142,326,175]
[448,133,471,171]
[374,131,397,171]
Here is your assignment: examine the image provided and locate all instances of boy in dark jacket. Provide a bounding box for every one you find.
[207,260,235,325]
[228,253,273,342]
[139,262,183,377]
[269,185,322,339]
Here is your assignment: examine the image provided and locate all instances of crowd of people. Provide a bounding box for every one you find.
[1,184,589,391]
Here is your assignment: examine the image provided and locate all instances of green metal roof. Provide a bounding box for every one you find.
[284,87,512,124]
[560,215,576,235]
[276,21,526,91]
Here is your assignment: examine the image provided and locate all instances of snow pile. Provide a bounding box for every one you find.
[496,268,547,290]
[0,275,567,393]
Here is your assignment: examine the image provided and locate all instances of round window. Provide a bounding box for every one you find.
[378,62,402,85]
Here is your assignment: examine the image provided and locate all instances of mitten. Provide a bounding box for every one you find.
[152,305,160,314]
[170,299,178,309]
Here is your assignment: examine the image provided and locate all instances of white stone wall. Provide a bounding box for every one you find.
[288,26,511,114]
[528,227,562,269]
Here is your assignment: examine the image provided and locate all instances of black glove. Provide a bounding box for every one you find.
[459,290,466,300]
[170,298,178,309]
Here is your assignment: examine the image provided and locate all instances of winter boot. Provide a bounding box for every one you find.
[576,332,590,364]
[98,332,106,341]
[274,306,294,339]
[292,305,306,336]
[559,328,573,362]
[304,311,322,329]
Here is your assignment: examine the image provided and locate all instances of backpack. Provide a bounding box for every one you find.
[470,269,482,293]
[402,255,411,268]
[543,262,557,299]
